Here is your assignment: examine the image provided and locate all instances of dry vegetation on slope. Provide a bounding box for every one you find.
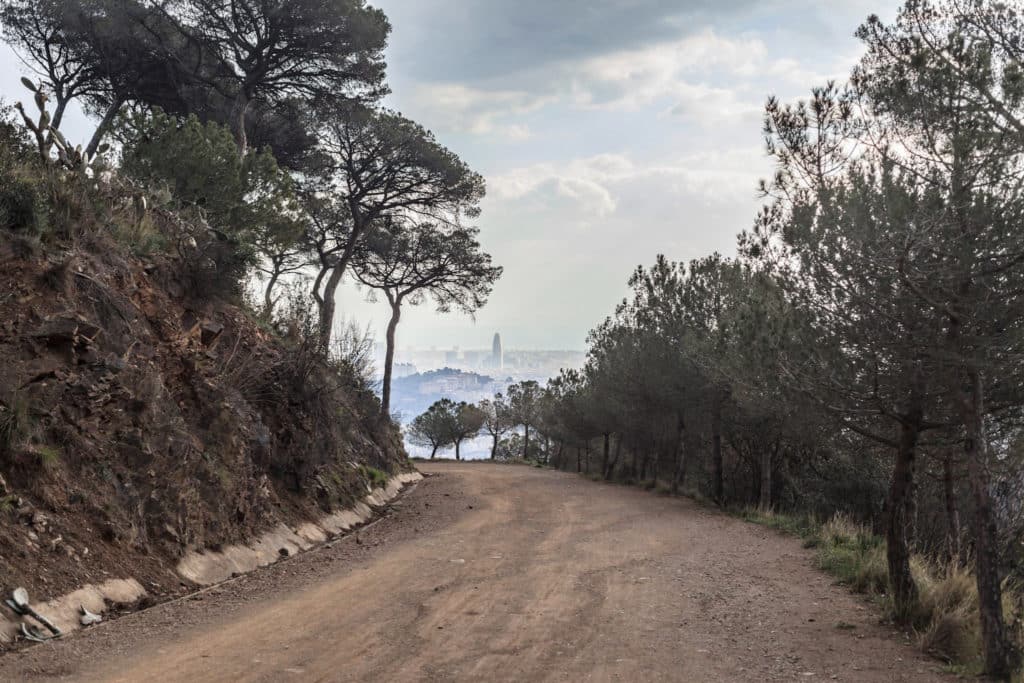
[0,121,408,612]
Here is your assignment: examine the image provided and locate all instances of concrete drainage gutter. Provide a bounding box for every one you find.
[0,471,423,644]
[177,471,422,585]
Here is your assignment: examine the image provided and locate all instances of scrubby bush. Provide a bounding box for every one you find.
[119,112,247,228]
[0,168,47,233]
[118,111,303,300]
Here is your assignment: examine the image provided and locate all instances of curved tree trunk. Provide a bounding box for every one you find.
[960,369,1019,678]
[430,445,438,460]
[263,269,281,319]
[51,97,69,134]
[317,224,364,351]
[312,263,330,309]
[380,299,402,416]
[318,266,345,352]
[85,97,125,160]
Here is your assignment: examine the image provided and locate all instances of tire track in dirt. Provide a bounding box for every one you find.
[0,463,946,682]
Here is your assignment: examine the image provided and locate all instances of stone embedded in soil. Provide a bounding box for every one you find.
[199,321,224,347]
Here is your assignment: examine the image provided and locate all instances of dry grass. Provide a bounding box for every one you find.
[742,509,1024,672]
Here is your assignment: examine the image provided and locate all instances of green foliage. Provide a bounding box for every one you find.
[361,465,388,489]
[407,399,458,457]
[0,165,47,234]
[407,399,489,460]
[118,110,303,299]
[119,111,246,226]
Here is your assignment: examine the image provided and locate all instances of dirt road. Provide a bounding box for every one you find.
[0,463,943,682]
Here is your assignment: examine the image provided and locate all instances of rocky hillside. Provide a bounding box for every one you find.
[0,143,409,609]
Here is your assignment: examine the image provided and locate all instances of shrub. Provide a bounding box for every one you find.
[118,110,301,298]
[361,465,388,488]
[118,111,246,228]
[0,167,47,234]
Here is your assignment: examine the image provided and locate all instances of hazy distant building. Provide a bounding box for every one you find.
[492,333,503,370]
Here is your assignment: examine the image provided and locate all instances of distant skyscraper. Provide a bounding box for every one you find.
[492,333,503,370]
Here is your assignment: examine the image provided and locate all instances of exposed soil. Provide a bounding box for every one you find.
[0,463,946,682]
[0,224,406,607]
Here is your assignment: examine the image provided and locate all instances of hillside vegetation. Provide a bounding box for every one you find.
[0,0,503,612]
[0,113,407,604]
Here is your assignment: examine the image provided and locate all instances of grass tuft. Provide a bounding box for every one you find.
[740,508,1024,671]
[361,465,388,489]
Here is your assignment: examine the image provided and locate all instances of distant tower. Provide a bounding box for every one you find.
[492,333,503,370]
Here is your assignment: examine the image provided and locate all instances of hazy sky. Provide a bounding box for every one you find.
[0,1,899,351]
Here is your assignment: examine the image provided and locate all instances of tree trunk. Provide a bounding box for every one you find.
[576,446,581,473]
[430,445,438,460]
[312,263,330,309]
[602,433,610,477]
[85,97,124,160]
[671,415,687,494]
[606,436,622,480]
[523,424,530,460]
[584,441,591,474]
[455,439,461,461]
[318,265,344,352]
[960,369,1019,678]
[232,93,250,157]
[380,300,401,416]
[757,448,770,511]
[51,96,69,135]
[263,268,281,319]
[887,405,921,624]
[490,432,499,459]
[712,398,724,504]
[317,224,364,351]
[943,452,961,567]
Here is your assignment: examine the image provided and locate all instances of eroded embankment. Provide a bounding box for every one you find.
[0,471,421,644]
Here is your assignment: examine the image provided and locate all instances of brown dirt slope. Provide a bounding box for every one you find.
[0,463,947,682]
[0,221,408,611]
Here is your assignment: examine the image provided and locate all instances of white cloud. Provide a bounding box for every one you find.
[409,83,553,140]
[569,28,862,124]
[403,28,863,138]
[490,147,766,219]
